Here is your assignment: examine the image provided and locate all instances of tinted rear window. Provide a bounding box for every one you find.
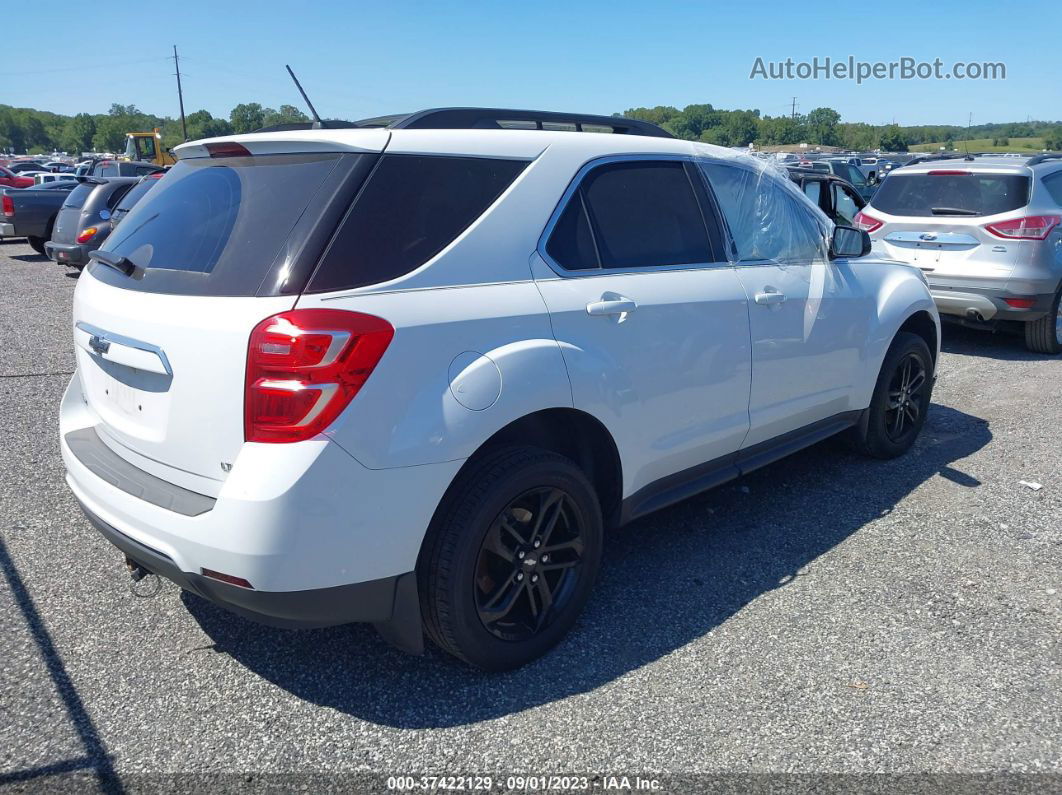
[93,153,348,296]
[308,155,527,292]
[115,177,160,211]
[63,183,96,208]
[871,173,1030,217]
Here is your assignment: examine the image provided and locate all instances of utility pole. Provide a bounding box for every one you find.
[173,45,187,142]
[791,97,798,119]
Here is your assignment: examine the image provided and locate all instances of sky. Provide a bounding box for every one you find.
[4,0,1059,128]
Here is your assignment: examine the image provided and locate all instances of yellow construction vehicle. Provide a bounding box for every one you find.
[121,129,175,167]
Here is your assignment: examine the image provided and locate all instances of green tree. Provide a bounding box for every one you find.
[1043,128,1062,150]
[92,114,130,152]
[62,113,96,154]
[878,124,909,152]
[262,104,309,127]
[185,109,233,141]
[805,107,841,146]
[229,102,266,134]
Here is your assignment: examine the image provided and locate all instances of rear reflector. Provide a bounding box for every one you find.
[2,195,13,217]
[204,141,252,158]
[853,210,883,233]
[76,226,98,244]
[1003,297,1036,309]
[245,309,394,443]
[927,170,971,176]
[201,568,253,589]
[984,215,1061,241]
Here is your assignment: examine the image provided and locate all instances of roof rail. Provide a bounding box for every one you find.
[903,152,976,166]
[354,107,674,138]
[1026,152,1062,166]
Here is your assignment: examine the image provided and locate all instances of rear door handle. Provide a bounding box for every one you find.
[586,297,638,316]
[754,290,786,306]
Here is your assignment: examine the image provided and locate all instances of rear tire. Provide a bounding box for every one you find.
[850,332,934,459]
[27,236,46,256]
[1023,286,1062,355]
[418,446,603,671]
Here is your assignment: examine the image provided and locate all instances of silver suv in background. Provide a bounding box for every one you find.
[855,154,1062,353]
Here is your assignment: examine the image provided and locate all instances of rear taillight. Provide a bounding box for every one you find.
[853,210,883,233]
[245,309,394,443]
[2,195,13,217]
[76,227,98,244]
[984,215,1061,241]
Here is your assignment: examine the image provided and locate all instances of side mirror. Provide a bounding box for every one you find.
[830,225,871,259]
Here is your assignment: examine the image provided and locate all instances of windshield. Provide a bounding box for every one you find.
[123,137,137,160]
[871,173,1030,217]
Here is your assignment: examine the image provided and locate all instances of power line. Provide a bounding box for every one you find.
[0,57,170,78]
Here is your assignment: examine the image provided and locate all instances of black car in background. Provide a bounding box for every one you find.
[45,178,138,269]
[787,168,866,226]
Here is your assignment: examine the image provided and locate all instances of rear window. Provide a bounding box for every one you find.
[307,155,527,292]
[62,183,96,208]
[871,173,1030,217]
[115,177,160,211]
[92,153,351,296]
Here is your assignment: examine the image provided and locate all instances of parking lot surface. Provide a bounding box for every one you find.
[1,239,1060,789]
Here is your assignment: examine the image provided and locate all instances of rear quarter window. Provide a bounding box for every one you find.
[307,154,527,292]
[871,173,1030,217]
[62,183,96,208]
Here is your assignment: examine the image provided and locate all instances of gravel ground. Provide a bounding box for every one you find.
[1,238,1059,792]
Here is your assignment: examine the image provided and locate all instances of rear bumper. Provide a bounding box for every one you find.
[44,240,88,265]
[77,498,408,628]
[60,371,462,605]
[929,282,1056,322]
[0,222,14,237]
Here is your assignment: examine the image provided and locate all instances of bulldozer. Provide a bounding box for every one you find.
[121,129,175,167]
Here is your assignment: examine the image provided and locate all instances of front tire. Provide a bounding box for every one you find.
[1024,286,1062,355]
[418,446,603,671]
[851,332,934,459]
[27,236,46,256]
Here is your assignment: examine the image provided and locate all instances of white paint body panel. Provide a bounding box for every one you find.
[60,126,939,596]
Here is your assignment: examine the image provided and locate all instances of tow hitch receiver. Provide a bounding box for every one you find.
[125,556,150,582]
[125,557,161,597]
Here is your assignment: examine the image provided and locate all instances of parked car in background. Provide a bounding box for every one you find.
[856,153,1062,353]
[43,161,76,173]
[787,168,867,226]
[34,172,76,185]
[45,177,137,268]
[0,166,35,189]
[107,172,164,231]
[0,180,80,253]
[86,158,165,178]
[8,161,46,174]
[60,108,940,671]
[823,159,876,201]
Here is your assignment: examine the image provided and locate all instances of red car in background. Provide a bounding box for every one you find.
[0,167,34,189]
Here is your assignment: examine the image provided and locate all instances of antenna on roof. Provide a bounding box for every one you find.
[285,65,323,129]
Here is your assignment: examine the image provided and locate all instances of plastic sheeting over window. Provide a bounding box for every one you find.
[699,159,828,264]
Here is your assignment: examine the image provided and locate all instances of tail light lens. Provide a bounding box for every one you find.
[2,195,13,217]
[245,309,394,443]
[76,227,98,244]
[853,210,883,233]
[984,215,1061,241]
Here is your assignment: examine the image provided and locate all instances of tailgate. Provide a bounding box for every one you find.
[72,272,296,485]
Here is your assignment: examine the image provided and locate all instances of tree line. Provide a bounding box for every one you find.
[0,102,310,155]
[2,100,1060,156]
[618,105,1062,151]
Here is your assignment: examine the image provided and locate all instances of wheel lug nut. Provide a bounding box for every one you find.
[531,574,538,583]
[517,550,525,559]
[541,554,549,563]
[533,539,541,548]
[516,572,524,581]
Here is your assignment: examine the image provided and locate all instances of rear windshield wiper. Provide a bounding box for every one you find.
[930,207,980,216]
[88,249,136,276]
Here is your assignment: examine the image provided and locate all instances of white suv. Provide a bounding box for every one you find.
[60,108,940,670]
